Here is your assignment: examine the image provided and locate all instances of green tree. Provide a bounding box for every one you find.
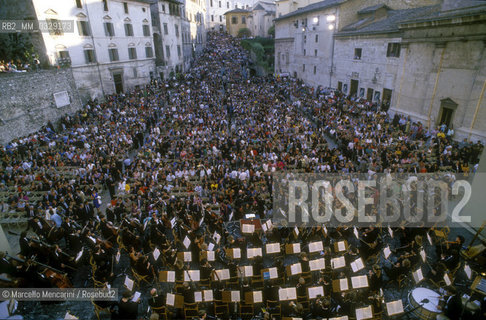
[268,25,275,38]
[0,33,35,63]
[237,27,251,38]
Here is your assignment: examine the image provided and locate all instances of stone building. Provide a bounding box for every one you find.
[274,0,440,84]
[30,0,156,100]
[224,1,275,37]
[181,0,207,71]
[391,0,486,141]
[206,0,258,32]
[273,0,486,142]
[225,8,251,37]
[247,1,276,37]
[151,0,185,78]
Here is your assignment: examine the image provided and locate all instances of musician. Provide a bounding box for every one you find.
[147,288,165,314]
[48,244,73,272]
[19,231,32,258]
[384,258,410,283]
[0,253,16,276]
[114,290,140,320]
[368,265,382,293]
[200,259,213,283]
[441,286,462,320]
[312,296,332,318]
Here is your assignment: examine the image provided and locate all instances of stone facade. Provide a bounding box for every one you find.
[182,0,207,70]
[391,7,486,141]
[225,9,251,37]
[151,0,185,78]
[206,0,257,31]
[0,70,82,144]
[332,35,402,104]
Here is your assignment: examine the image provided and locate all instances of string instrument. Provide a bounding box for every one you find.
[358,237,378,249]
[7,254,72,288]
[8,231,74,261]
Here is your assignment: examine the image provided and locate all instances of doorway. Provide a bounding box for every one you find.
[113,73,123,94]
[383,88,392,111]
[367,88,374,101]
[350,79,359,97]
[438,98,457,128]
[337,81,342,91]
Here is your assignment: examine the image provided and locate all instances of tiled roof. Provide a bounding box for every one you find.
[224,8,250,15]
[337,5,440,36]
[357,4,390,15]
[274,0,346,22]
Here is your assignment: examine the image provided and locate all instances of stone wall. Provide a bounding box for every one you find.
[0,69,82,144]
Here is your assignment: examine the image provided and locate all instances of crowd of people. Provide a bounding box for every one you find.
[0,32,485,320]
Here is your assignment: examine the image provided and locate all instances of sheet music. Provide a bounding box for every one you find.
[386,300,404,316]
[309,241,324,252]
[239,266,253,277]
[354,227,359,239]
[329,317,348,320]
[64,312,78,320]
[294,226,299,236]
[183,252,192,261]
[308,286,324,299]
[208,243,215,251]
[388,226,394,238]
[170,217,176,228]
[253,291,263,303]
[420,249,426,262]
[233,248,241,259]
[231,291,240,302]
[203,290,213,302]
[339,278,349,291]
[166,293,175,306]
[351,275,369,289]
[153,248,160,261]
[290,263,302,275]
[183,236,191,249]
[262,220,273,232]
[268,267,278,279]
[184,270,200,281]
[206,251,215,261]
[356,305,373,320]
[331,256,346,269]
[278,288,297,300]
[167,271,175,282]
[350,258,364,273]
[124,276,134,291]
[323,226,327,235]
[444,273,451,286]
[337,241,346,252]
[214,269,230,280]
[292,243,301,253]
[247,248,262,258]
[131,291,141,302]
[213,232,221,243]
[309,258,325,271]
[242,224,255,233]
[384,246,391,259]
[465,264,472,279]
[195,291,203,302]
[413,268,424,283]
[266,243,280,254]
